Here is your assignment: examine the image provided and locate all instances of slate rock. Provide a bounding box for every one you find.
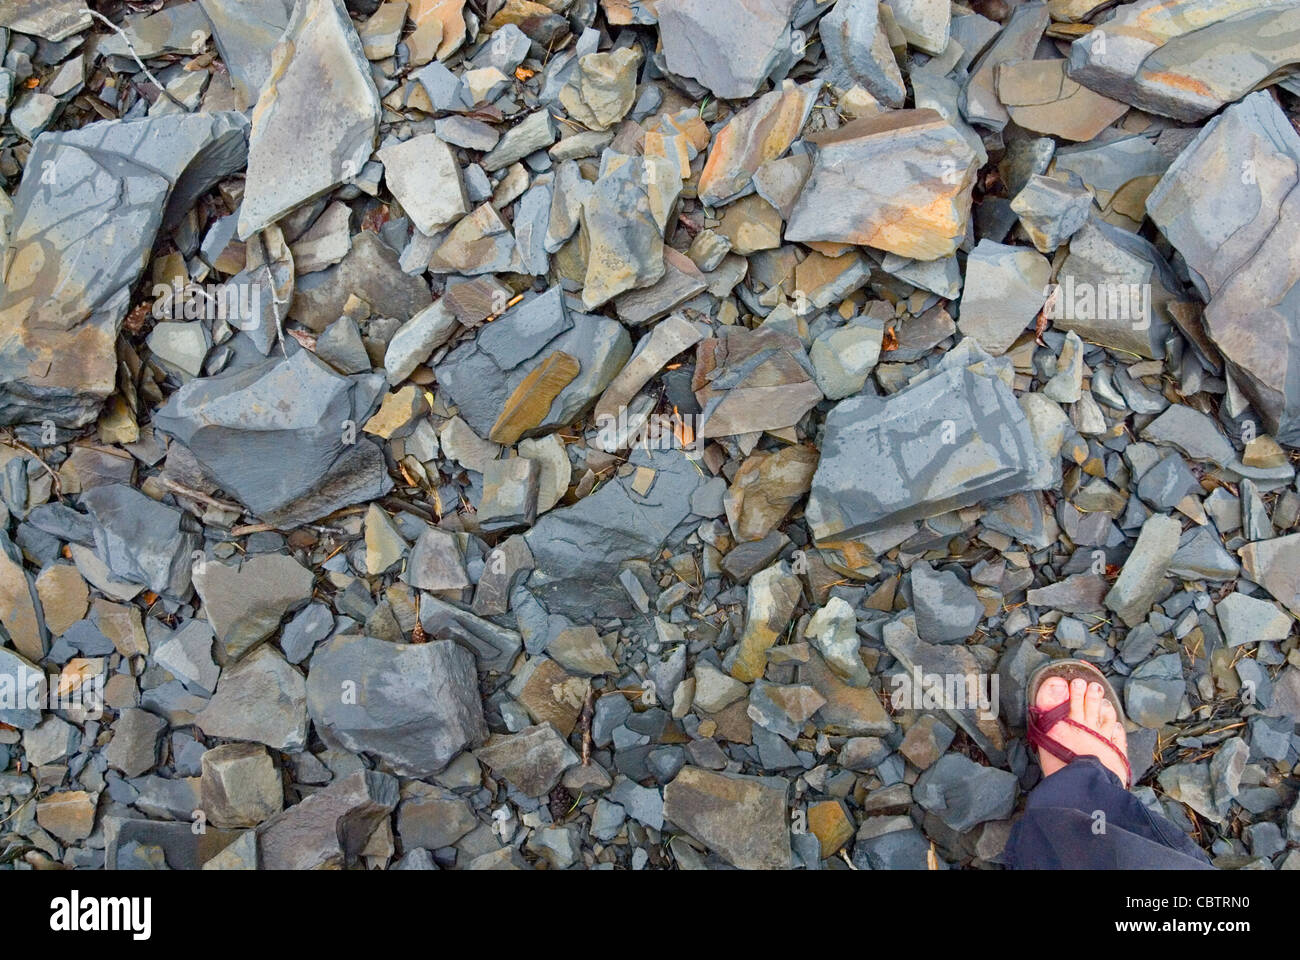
[238,0,381,237]
[0,112,249,428]
[196,645,309,752]
[656,0,797,100]
[154,349,393,526]
[808,340,1048,541]
[257,769,398,869]
[194,553,314,660]
[662,766,792,869]
[911,561,983,643]
[475,722,580,796]
[786,110,979,261]
[306,635,488,777]
[914,753,1018,832]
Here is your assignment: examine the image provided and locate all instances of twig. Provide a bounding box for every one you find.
[86,10,187,109]
[1,435,64,503]
[579,687,596,766]
[156,475,244,514]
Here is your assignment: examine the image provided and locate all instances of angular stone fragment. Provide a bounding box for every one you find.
[1048,218,1175,360]
[656,0,797,100]
[1126,653,1184,728]
[478,457,540,532]
[436,288,630,441]
[384,299,459,384]
[911,561,983,643]
[257,770,398,869]
[475,723,580,796]
[962,1,1048,131]
[1105,513,1182,628]
[377,134,468,234]
[725,444,819,542]
[0,531,47,662]
[808,341,1048,541]
[430,203,518,275]
[786,110,978,260]
[34,564,87,638]
[888,0,950,54]
[956,240,1050,355]
[238,0,381,238]
[196,645,309,752]
[663,766,791,869]
[525,448,703,618]
[490,352,581,444]
[0,0,91,40]
[0,112,249,428]
[1146,92,1300,444]
[1011,174,1093,254]
[560,47,641,131]
[37,790,97,843]
[821,0,906,107]
[482,109,556,172]
[914,752,1017,832]
[693,327,822,438]
[199,0,296,109]
[154,349,393,526]
[697,81,817,207]
[201,743,283,828]
[1240,533,1300,618]
[883,618,1003,760]
[194,554,314,660]
[997,58,1128,142]
[595,313,704,425]
[1067,0,1300,122]
[292,232,431,332]
[81,484,199,600]
[155,620,221,696]
[307,636,486,776]
[581,155,680,309]
[1216,592,1292,648]
[732,562,802,682]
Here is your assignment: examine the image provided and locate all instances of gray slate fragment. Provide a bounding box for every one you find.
[307,636,488,777]
[807,340,1048,541]
[154,349,393,526]
[0,111,249,428]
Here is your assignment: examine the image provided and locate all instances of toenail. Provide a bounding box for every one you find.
[1090,683,1103,696]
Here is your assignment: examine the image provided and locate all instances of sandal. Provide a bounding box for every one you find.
[1025,658,1132,789]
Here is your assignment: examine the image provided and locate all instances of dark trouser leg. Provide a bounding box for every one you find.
[1005,756,1215,869]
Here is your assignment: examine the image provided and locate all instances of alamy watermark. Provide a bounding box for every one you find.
[0,664,104,720]
[891,668,1000,720]
[1043,278,1151,330]
[151,278,261,323]
[593,404,706,459]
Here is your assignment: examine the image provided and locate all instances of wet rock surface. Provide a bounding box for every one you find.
[0,0,1295,875]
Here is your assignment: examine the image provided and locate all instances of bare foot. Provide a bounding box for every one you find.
[1034,676,1129,786]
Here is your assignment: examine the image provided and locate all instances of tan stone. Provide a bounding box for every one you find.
[489,351,580,444]
[732,563,802,682]
[997,59,1128,142]
[409,0,465,59]
[35,563,88,637]
[0,546,45,661]
[808,799,854,857]
[718,194,783,256]
[698,80,817,206]
[517,657,588,735]
[93,598,149,657]
[36,790,97,843]
[725,444,819,542]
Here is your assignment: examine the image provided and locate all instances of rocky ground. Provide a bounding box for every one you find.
[0,0,1297,872]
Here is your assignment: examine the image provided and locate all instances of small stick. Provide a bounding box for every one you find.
[156,475,244,513]
[86,10,188,109]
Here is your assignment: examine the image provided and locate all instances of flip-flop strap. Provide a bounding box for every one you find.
[1028,701,1132,788]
